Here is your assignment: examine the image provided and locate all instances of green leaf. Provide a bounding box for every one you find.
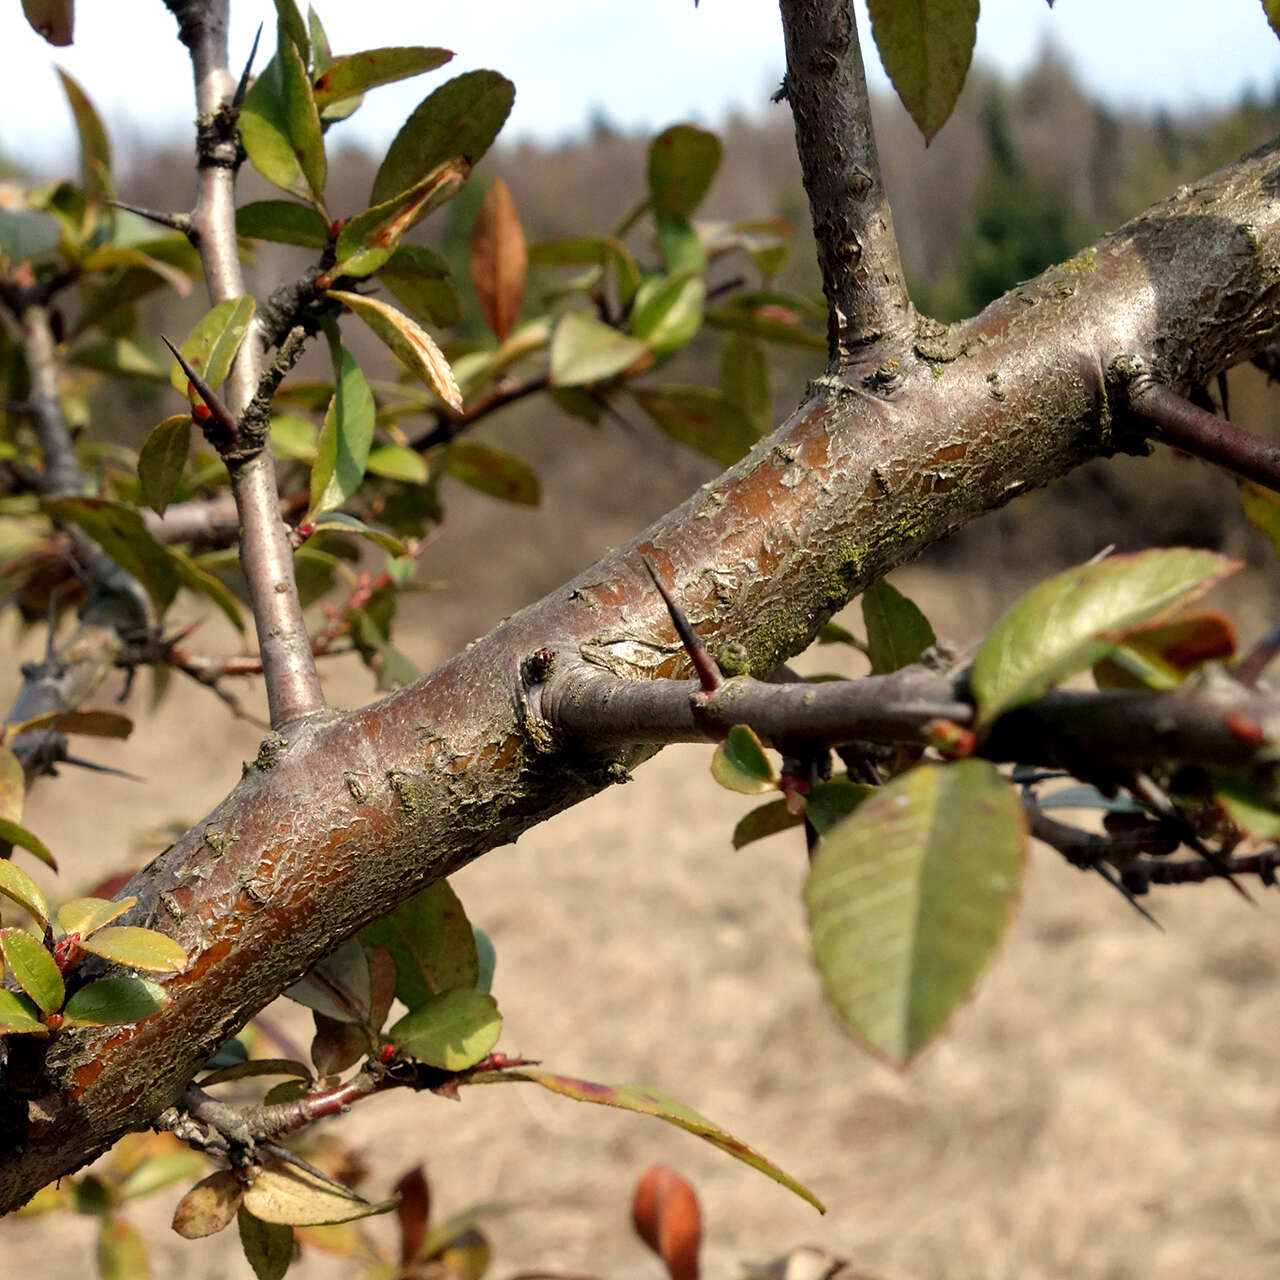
[21,0,73,46]
[237,200,329,248]
[388,988,501,1069]
[77,925,189,973]
[312,46,453,111]
[711,725,776,794]
[633,386,759,466]
[473,928,496,995]
[238,1209,295,1280]
[1264,0,1280,39]
[271,414,318,463]
[381,244,462,326]
[550,312,648,387]
[0,988,45,1033]
[138,415,191,516]
[169,296,257,394]
[285,938,371,1024]
[45,497,179,609]
[171,1170,244,1240]
[648,124,721,219]
[371,70,514,206]
[57,69,111,210]
[446,441,539,506]
[334,157,470,277]
[498,1070,823,1212]
[97,1215,151,1280]
[241,44,326,202]
[272,0,310,65]
[630,270,705,356]
[971,549,1238,729]
[1215,773,1280,839]
[198,1058,313,1087]
[0,208,61,261]
[326,290,461,410]
[732,798,802,849]
[70,338,168,381]
[0,743,24,826]
[720,335,770,433]
[366,445,429,484]
[243,1160,394,1226]
[0,927,63,1014]
[360,880,478,1009]
[0,859,49,924]
[861,578,936,675]
[805,760,1026,1067]
[806,778,876,835]
[308,344,376,518]
[529,234,640,307]
[0,817,56,869]
[866,0,978,143]
[57,895,136,937]
[310,512,406,555]
[117,1147,210,1201]
[62,976,169,1027]
[655,215,707,274]
[168,546,247,632]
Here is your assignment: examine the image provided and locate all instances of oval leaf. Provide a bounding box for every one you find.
[389,988,501,1069]
[138,414,192,516]
[550,312,648,387]
[648,125,721,219]
[497,1070,824,1213]
[470,179,527,342]
[360,880,479,1009]
[169,297,256,394]
[632,1165,701,1280]
[313,45,453,110]
[326,290,461,411]
[62,976,169,1027]
[308,344,376,518]
[243,1160,394,1226]
[0,816,56,870]
[238,1208,295,1280]
[732,798,802,849]
[57,895,137,937]
[861,578,936,675]
[371,70,514,206]
[0,858,49,924]
[77,925,189,973]
[866,0,978,143]
[0,926,63,1014]
[631,271,705,357]
[172,1170,244,1239]
[711,725,776,795]
[284,938,371,1024]
[237,200,329,248]
[971,549,1238,728]
[0,988,48,1034]
[446,441,539,506]
[805,760,1026,1067]
[22,0,73,46]
[366,445,430,484]
[0,743,23,826]
[633,386,758,467]
[381,244,463,326]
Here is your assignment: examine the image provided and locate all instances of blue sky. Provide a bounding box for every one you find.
[1,1,1278,172]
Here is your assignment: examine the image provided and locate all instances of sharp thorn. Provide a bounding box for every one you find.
[233,23,264,110]
[640,555,722,692]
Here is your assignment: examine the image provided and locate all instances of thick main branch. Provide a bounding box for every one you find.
[4,128,1280,1211]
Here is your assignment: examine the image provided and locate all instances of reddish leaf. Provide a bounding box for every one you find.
[632,1165,701,1280]
[394,1165,430,1264]
[470,180,527,342]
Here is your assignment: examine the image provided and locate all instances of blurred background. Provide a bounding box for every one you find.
[4,3,1280,1277]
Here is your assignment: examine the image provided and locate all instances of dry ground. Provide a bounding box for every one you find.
[3,420,1280,1279]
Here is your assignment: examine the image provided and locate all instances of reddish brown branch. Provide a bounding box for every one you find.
[1127,376,1280,491]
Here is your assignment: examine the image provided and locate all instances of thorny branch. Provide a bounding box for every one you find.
[165,0,325,730]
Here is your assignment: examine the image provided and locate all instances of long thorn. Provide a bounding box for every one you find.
[108,200,191,235]
[232,23,263,110]
[161,335,239,450]
[640,555,722,692]
[1093,862,1164,931]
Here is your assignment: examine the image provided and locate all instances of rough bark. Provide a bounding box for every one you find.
[2,131,1280,1208]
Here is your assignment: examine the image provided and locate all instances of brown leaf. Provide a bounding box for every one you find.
[632,1165,701,1280]
[470,179,527,343]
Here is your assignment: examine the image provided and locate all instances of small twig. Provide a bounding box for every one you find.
[640,557,722,692]
[1236,617,1280,687]
[410,375,551,452]
[1127,375,1280,492]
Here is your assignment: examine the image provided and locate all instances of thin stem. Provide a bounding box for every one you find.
[169,0,325,729]
[778,0,911,367]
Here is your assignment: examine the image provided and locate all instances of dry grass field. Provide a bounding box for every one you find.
[4,409,1280,1280]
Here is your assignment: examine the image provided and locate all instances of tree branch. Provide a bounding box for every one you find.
[5,112,1280,1215]
[779,0,912,367]
[167,0,325,730]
